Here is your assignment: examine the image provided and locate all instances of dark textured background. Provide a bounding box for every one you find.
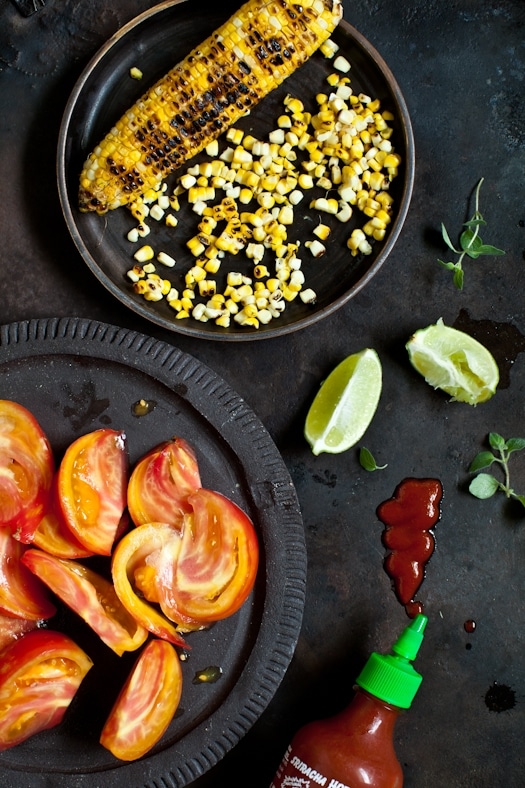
[1,0,525,785]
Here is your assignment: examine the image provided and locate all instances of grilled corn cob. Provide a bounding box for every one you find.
[78,0,343,213]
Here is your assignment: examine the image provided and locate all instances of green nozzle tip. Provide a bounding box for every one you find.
[392,614,428,662]
[355,615,428,709]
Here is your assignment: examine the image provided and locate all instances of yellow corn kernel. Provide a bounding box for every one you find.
[133,245,155,262]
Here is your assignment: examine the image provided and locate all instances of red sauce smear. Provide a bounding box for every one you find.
[377,478,443,618]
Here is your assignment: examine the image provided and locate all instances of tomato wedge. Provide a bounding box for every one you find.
[127,437,201,529]
[58,428,129,556]
[0,400,54,543]
[0,629,93,751]
[22,549,148,656]
[100,638,182,761]
[111,523,192,646]
[0,527,56,620]
[167,488,259,623]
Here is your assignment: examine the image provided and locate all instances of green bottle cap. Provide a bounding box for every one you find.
[355,614,427,709]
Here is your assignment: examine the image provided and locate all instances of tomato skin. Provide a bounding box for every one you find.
[58,428,129,556]
[169,488,259,623]
[100,638,182,761]
[0,527,56,620]
[111,524,191,647]
[0,611,38,653]
[0,400,54,543]
[0,629,93,751]
[127,437,201,529]
[22,549,148,656]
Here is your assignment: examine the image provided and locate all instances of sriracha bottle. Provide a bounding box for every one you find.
[270,614,427,788]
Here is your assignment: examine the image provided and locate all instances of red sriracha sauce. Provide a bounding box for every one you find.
[377,478,443,618]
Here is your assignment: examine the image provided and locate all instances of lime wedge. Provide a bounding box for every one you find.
[304,348,382,456]
[406,318,499,405]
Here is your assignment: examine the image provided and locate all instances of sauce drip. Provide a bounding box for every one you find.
[377,478,442,618]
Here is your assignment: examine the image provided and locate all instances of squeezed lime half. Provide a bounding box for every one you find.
[406,318,499,405]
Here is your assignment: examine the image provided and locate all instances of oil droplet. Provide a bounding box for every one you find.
[192,665,223,685]
[453,309,525,389]
[485,682,516,712]
[464,619,476,634]
[132,398,157,417]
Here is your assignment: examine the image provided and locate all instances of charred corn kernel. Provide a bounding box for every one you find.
[284,96,304,114]
[149,204,165,221]
[254,264,270,278]
[198,279,217,297]
[313,223,331,241]
[320,38,339,58]
[204,258,221,274]
[137,222,150,238]
[298,173,314,189]
[336,201,352,222]
[126,267,142,282]
[300,287,317,304]
[215,313,230,328]
[157,251,176,267]
[165,213,178,228]
[133,244,154,262]
[226,127,245,145]
[305,239,326,257]
[129,66,143,80]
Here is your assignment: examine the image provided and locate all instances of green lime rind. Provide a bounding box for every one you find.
[406,319,499,405]
[304,348,382,456]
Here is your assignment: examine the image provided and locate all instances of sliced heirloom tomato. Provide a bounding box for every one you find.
[127,437,201,529]
[0,399,54,543]
[112,523,191,647]
[165,488,259,623]
[0,527,56,620]
[22,549,148,656]
[100,639,182,761]
[0,629,93,751]
[58,428,129,556]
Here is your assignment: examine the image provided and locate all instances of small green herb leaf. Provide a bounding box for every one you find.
[469,451,497,473]
[488,432,506,451]
[506,437,525,453]
[359,447,387,472]
[464,217,487,228]
[453,266,464,290]
[478,243,505,256]
[511,494,525,508]
[469,473,500,499]
[441,222,460,254]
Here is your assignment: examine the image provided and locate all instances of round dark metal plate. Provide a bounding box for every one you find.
[57,0,415,341]
[0,317,306,787]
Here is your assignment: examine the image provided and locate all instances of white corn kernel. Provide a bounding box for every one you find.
[157,251,176,268]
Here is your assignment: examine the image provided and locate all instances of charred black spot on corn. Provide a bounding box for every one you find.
[78,0,343,214]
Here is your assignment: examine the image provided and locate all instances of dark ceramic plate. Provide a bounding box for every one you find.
[0,318,306,787]
[57,0,414,341]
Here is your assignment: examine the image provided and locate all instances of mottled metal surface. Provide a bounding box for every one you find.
[1,0,525,785]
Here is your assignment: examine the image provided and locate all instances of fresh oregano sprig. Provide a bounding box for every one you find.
[468,432,525,507]
[438,177,505,290]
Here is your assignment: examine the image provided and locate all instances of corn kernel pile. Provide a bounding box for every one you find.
[125,41,401,330]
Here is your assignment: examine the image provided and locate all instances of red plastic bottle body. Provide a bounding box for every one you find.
[270,688,403,788]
